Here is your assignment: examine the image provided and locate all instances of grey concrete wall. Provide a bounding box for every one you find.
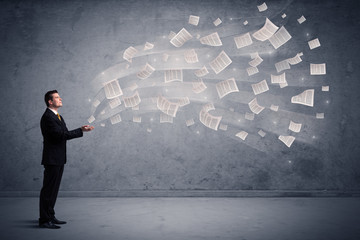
[0,0,359,192]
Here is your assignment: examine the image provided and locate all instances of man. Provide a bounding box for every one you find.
[39,90,94,229]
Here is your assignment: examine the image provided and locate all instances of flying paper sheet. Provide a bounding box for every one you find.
[192,78,207,94]
[247,66,259,76]
[269,26,292,49]
[252,18,279,41]
[92,99,100,108]
[186,118,195,127]
[123,46,138,63]
[160,113,174,123]
[110,114,122,124]
[88,115,95,124]
[245,112,255,121]
[104,79,123,99]
[289,120,302,133]
[188,15,200,26]
[282,13,287,18]
[236,131,248,140]
[144,42,154,50]
[322,86,329,92]
[123,91,141,108]
[199,104,222,131]
[279,135,295,147]
[165,69,183,83]
[270,104,279,112]
[209,51,232,74]
[310,63,326,75]
[251,79,269,95]
[258,129,266,137]
[200,32,223,46]
[178,97,190,107]
[297,15,306,24]
[308,38,321,49]
[216,77,239,99]
[109,97,121,109]
[170,28,193,47]
[287,52,303,65]
[219,124,228,131]
[194,66,209,77]
[137,63,155,79]
[213,18,222,26]
[257,2,268,12]
[316,113,324,119]
[234,32,253,49]
[291,89,314,107]
[248,98,265,114]
[157,95,180,117]
[133,116,141,123]
[271,72,286,84]
[184,49,199,63]
[243,20,248,25]
[275,60,290,72]
[249,55,263,67]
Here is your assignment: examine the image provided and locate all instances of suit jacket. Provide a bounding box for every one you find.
[41,108,83,165]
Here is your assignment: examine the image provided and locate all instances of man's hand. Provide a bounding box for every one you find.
[81,125,95,132]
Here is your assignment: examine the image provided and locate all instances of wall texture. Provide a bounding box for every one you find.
[0,0,359,193]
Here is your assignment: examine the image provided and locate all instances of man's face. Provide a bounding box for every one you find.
[49,93,62,108]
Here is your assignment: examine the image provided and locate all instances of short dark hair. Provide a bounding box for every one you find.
[44,90,58,107]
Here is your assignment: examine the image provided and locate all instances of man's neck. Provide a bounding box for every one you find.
[48,107,59,114]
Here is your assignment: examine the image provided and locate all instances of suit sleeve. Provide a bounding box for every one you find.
[41,114,83,143]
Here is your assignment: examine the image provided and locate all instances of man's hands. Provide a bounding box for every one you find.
[81,125,95,132]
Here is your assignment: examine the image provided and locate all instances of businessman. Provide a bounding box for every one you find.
[39,90,94,229]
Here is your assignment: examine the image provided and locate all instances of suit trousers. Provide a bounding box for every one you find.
[39,165,64,223]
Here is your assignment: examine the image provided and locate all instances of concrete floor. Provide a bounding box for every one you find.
[0,197,359,240]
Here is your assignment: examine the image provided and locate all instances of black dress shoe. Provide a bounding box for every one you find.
[39,221,61,229]
[51,217,67,225]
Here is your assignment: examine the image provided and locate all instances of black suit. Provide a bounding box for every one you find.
[39,108,83,224]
